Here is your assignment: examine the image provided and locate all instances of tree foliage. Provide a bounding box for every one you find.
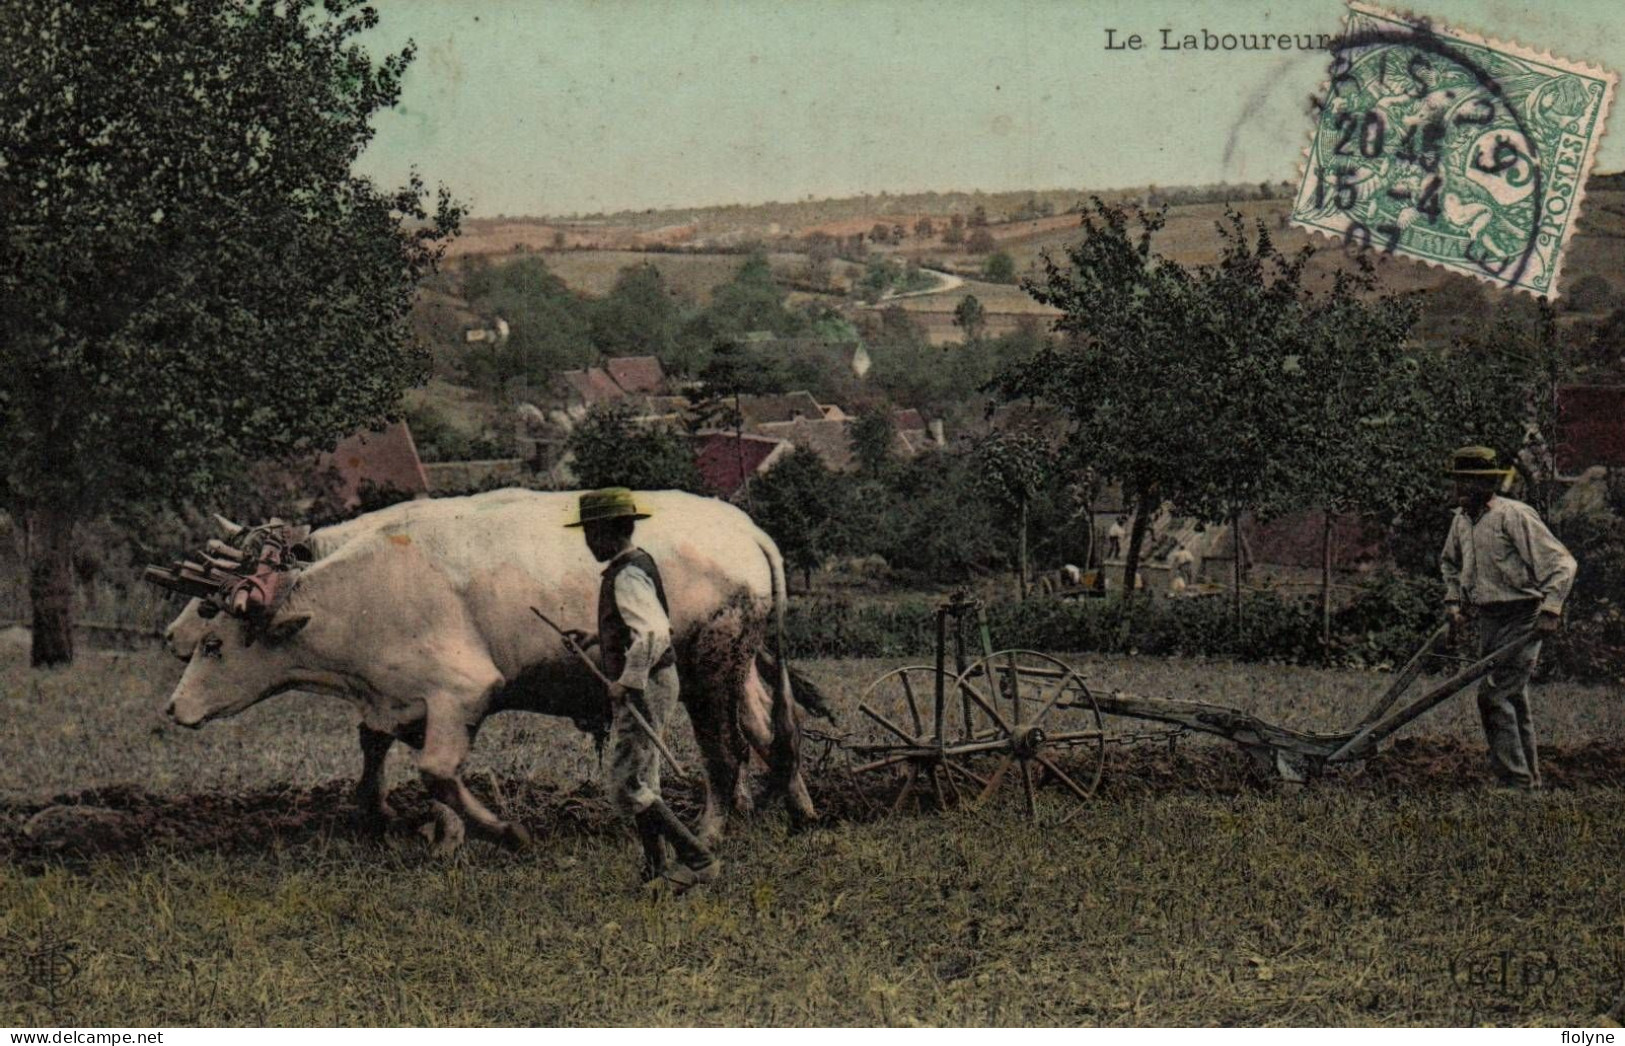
[0,0,460,664]
[565,405,704,493]
[460,256,590,394]
[750,448,852,589]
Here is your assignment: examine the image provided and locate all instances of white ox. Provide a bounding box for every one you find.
[160,489,819,851]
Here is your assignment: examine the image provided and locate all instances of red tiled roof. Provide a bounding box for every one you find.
[692,432,788,498]
[314,420,429,508]
[559,368,626,405]
[1556,385,1625,474]
[605,355,666,395]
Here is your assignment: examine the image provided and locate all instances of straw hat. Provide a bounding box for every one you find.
[1446,445,1512,478]
[564,487,650,528]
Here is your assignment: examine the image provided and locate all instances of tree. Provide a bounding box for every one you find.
[566,405,703,492]
[953,295,988,342]
[915,217,936,239]
[970,205,989,228]
[997,199,1318,601]
[461,256,591,395]
[0,0,460,666]
[944,215,965,246]
[870,223,892,245]
[750,449,851,590]
[851,407,897,475]
[589,263,683,361]
[974,430,1051,599]
[1282,261,1428,653]
[691,340,785,507]
[708,251,800,337]
[983,251,1017,282]
[966,228,997,255]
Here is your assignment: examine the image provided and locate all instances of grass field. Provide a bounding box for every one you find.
[4,646,1625,1026]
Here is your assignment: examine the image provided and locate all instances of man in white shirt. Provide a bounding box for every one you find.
[566,487,720,890]
[1439,447,1577,792]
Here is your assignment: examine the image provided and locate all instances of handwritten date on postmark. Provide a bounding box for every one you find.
[1291,3,1617,298]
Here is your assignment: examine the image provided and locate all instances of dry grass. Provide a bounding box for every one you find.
[4,646,1625,1026]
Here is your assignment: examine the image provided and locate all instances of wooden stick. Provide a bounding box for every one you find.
[529,606,686,776]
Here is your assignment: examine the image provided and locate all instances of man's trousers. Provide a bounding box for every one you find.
[1475,600,1543,788]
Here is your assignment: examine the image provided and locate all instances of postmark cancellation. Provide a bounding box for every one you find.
[1290,3,1617,298]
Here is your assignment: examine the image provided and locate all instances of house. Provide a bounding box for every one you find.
[736,391,827,429]
[755,415,921,471]
[604,355,666,396]
[312,420,430,509]
[558,366,628,407]
[693,431,791,500]
[463,317,511,343]
[557,355,670,409]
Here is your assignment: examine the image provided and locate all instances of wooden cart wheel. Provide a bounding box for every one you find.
[849,665,984,815]
[952,650,1106,826]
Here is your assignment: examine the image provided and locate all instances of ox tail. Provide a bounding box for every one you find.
[758,533,818,824]
[756,654,835,722]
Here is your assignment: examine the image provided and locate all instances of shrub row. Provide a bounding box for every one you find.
[784,572,1621,684]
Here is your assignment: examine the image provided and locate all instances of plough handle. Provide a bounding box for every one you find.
[1328,629,1536,765]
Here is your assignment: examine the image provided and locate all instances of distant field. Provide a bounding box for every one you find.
[534,249,861,304]
[4,645,1625,1026]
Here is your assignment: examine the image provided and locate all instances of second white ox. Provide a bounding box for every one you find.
[161,488,819,850]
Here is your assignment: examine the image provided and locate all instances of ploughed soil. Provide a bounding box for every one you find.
[7,737,1624,867]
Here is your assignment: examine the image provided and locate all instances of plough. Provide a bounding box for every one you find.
[835,594,1532,825]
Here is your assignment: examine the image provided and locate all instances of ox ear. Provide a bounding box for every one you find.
[262,611,312,646]
[213,514,246,539]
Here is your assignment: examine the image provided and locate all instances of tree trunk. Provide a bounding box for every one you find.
[1017,497,1029,601]
[735,390,754,512]
[1122,489,1157,597]
[1230,510,1243,638]
[1321,509,1335,662]
[25,504,76,667]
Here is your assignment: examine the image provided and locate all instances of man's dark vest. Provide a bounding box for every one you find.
[598,548,675,681]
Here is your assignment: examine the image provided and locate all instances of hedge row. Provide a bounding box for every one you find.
[783,573,1622,684]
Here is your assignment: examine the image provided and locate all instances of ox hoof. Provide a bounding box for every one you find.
[498,822,533,853]
[352,803,398,838]
[418,800,466,858]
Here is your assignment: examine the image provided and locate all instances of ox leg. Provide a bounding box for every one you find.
[417,699,532,855]
[770,673,819,829]
[354,724,399,836]
[682,683,747,850]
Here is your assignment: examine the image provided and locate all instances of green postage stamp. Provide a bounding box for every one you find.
[1291,2,1618,297]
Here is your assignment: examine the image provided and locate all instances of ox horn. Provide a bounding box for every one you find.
[213,514,246,539]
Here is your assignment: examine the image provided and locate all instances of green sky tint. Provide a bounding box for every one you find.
[356,0,1625,217]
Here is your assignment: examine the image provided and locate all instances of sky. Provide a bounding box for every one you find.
[354,0,1625,217]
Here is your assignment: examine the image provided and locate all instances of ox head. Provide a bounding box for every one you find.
[149,516,316,727]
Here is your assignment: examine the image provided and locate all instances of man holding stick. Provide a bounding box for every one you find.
[563,488,720,890]
[1440,447,1576,793]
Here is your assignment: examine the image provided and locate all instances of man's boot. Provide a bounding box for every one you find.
[633,809,668,883]
[644,799,721,890]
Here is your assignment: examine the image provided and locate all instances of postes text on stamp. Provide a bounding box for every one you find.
[1291,3,1617,298]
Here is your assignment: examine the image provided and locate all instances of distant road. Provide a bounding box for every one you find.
[878,267,964,302]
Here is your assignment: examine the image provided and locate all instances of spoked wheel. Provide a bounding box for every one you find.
[848,665,988,815]
[953,650,1106,826]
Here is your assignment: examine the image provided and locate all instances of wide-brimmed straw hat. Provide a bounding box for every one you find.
[1446,445,1512,478]
[564,487,650,528]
